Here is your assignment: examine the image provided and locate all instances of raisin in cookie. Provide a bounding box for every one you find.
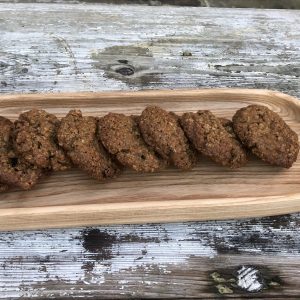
[0,116,42,190]
[0,183,9,193]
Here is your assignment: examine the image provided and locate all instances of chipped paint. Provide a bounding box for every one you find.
[0,216,298,297]
[236,266,265,292]
[0,224,216,297]
[216,284,233,294]
[0,4,299,96]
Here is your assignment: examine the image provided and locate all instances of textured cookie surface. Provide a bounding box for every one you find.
[98,113,162,172]
[14,109,71,171]
[0,116,42,190]
[139,106,196,170]
[57,110,120,180]
[0,183,9,193]
[233,105,299,168]
[181,110,248,168]
[219,118,237,137]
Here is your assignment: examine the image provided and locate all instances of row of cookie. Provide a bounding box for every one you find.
[0,104,299,192]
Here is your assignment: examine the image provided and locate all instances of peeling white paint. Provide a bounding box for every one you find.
[0,224,217,298]
[237,266,264,292]
[1,217,300,297]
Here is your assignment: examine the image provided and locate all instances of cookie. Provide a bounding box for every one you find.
[180,110,248,168]
[13,109,71,171]
[0,116,42,190]
[232,104,299,168]
[139,106,196,170]
[57,110,120,180]
[98,113,163,172]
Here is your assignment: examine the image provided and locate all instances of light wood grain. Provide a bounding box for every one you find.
[0,88,299,230]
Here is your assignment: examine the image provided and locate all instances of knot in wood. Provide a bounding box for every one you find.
[115,66,134,76]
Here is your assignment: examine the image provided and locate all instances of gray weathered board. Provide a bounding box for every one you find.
[0,3,300,299]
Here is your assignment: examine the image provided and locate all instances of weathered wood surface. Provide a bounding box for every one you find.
[0,3,300,298]
[1,89,300,231]
[1,0,300,9]
[1,218,300,298]
[0,4,299,97]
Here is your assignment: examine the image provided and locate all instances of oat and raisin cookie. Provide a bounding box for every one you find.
[138,106,196,170]
[0,116,42,190]
[180,110,247,168]
[57,110,120,180]
[13,109,71,171]
[232,105,299,168]
[98,113,163,172]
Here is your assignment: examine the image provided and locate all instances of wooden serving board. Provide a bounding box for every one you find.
[0,88,300,231]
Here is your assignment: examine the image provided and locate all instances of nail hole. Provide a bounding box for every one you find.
[118,59,128,64]
[115,67,134,76]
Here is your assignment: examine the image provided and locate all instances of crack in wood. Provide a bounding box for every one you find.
[51,35,79,75]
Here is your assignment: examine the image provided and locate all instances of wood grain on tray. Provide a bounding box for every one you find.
[0,88,299,231]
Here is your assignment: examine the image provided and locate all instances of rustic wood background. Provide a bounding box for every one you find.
[0,3,300,298]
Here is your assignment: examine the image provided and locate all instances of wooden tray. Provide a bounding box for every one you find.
[0,89,299,231]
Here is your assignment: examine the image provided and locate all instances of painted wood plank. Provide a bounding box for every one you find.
[0,4,299,96]
[1,217,300,298]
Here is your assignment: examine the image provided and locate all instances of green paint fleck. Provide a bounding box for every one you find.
[216,284,233,294]
[211,272,226,283]
[269,281,280,287]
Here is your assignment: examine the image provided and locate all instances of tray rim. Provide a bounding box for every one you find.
[1,193,300,231]
[0,88,299,105]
